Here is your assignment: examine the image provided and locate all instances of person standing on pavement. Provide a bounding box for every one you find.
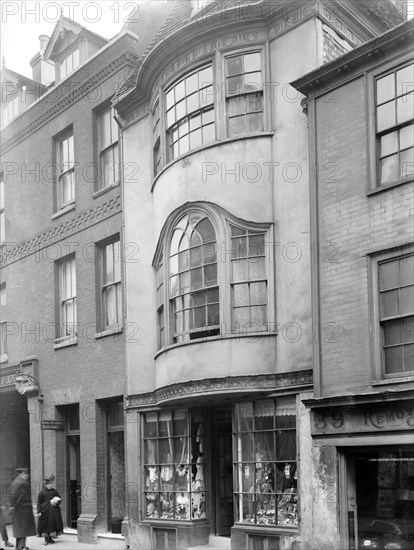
[0,504,13,547]
[36,476,63,546]
[9,468,36,550]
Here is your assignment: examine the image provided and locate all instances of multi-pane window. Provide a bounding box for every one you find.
[153,99,161,176]
[376,62,414,186]
[379,254,414,375]
[230,225,267,332]
[59,256,77,339]
[98,107,119,189]
[0,176,4,243]
[60,48,80,79]
[169,212,219,343]
[57,133,75,208]
[166,65,215,162]
[156,255,165,348]
[234,398,298,527]
[143,409,206,521]
[2,96,19,127]
[102,240,122,329]
[0,284,6,360]
[225,51,264,137]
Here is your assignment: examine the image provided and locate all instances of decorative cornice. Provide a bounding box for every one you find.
[0,195,121,266]
[1,51,139,154]
[126,370,313,409]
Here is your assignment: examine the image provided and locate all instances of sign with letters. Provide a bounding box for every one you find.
[41,420,65,431]
[311,401,414,435]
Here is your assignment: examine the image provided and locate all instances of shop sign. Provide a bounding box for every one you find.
[311,401,414,435]
[41,420,65,431]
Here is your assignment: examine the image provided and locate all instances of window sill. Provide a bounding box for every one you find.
[92,182,120,199]
[151,131,274,192]
[371,375,414,386]
[54,337,77,349]
[0,354,8,364]
[52,202,75,219]
[95,326,123,339]
[367,176,414,196]
[154,331,277,360]
[232,523,299,533]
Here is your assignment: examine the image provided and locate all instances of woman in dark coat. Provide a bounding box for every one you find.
[36,477,63,546]
[9,468,36,550]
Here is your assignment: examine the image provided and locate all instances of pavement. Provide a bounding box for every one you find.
[3,526,125,550]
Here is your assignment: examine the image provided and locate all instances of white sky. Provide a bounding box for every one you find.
[1,1,413,78]
[0,1,141,78]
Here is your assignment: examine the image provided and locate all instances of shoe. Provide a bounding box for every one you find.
[5,543,13,548]
[47,538,55,544]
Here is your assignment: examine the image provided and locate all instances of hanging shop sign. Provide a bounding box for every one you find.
[41,420,65,431]
[311,400,414,435]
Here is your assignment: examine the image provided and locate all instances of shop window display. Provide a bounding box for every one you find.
[143,410,206,521]
[234,398,298,527]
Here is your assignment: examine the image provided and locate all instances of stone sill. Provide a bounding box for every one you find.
[97,533,125,540]
[52,202,75,219]
[95,327,123,339]
[54,337,78,349]
[92,182,120,199]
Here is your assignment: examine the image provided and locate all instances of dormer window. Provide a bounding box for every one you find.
[2,96,19,127]
[60,47,80,79]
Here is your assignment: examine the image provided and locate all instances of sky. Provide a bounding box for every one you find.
[0,1,141,78]
[1,1,413,78]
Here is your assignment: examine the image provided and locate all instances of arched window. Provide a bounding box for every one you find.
[169,212,219,343]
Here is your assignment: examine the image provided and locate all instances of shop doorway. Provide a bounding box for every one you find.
[211,407,233,536]
[66,405,81,529]
[343,448,414,550]
[107,400,125,534]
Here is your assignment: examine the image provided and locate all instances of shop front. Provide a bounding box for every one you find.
[308,392,414,550]
[131,390,305,550]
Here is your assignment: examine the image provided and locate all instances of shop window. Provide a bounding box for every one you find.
[165,65,215,162]
[225,51,264,137]
[379,253,414,376]
[234,398,298,527]
[375,62,414,187]
[56,131,75,209]
[100,239,122,330]
[154,205,273,349]
[97,106,119,190]
[143,409,206,521]
[57,255,77,341]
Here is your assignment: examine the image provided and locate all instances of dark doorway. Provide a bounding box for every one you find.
[107,400,125,533]
[66,404,81,529]
[211,407,233,536]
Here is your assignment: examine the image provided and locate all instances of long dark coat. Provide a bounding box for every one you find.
[9,475,36,538]
[37,486,63,536]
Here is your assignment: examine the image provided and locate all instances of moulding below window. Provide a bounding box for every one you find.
[92,182,120,200]
[126,370,313,409]
[371,376,414,386]
[0,354,8,364]
[53,337,77,350]
[95,327,123,339]
[51,202,75,220]
[367,176,414,196]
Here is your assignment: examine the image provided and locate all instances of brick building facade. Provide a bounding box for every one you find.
[292,16,414,550]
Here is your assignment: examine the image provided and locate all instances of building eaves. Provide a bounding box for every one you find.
[291,18,414,96]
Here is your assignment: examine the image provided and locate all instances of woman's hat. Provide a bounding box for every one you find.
[16,468,29,474]
[44,474,55,483]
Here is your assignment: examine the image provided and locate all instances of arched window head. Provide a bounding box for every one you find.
[169,212,219,343]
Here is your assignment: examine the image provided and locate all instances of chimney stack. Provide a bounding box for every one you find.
[30,35,54,85]
[39,35,49,55]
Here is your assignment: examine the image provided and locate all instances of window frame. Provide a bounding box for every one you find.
[369,244,414,381]
[98,236,123,331]
[367,54,414,193]
[0,283,7,363]
[154,204,275,352]
[57,255,77,343]
[153,45,269,177]
[0,174,4,244]
[55,129,75,210]
[233,397,298,528]
[96,104,120,191]
[58,46,80,80]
